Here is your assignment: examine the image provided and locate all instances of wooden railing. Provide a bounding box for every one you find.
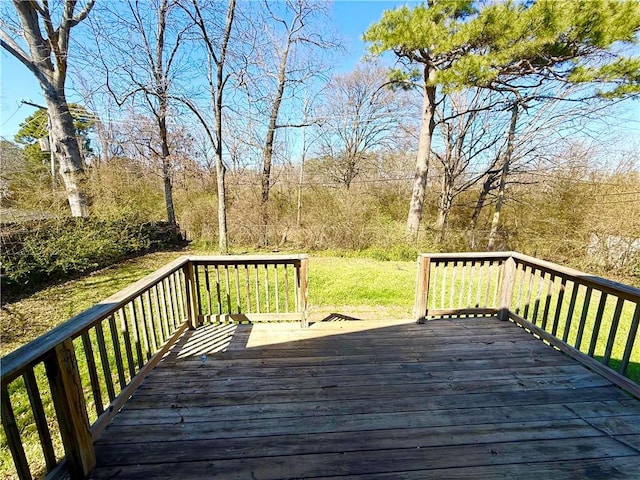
[188,255,309,327]
[414,251,640,399]
[1,254,308,480]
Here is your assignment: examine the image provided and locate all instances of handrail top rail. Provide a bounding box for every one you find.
[1,253,310,384]
[419,251,640,300]
[187,254,308,263]
[511,251,640,300]
[419,252,512,261]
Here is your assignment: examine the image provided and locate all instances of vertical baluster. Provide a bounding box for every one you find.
[235,265,241,313]
[147,287,161,343]
[224,265,231,314]
[484,261,493,307]
[204,265,213,317]
[183,263,199,330]
[620,303,640,376]
[136,295,153,360]
[175,269,187,324]
[255,264,261,313]
[523,266,536,319]
[458,260,467,308]
[540,274,556,330]
[465,261,474,308]
[298,257,309,327]
[153,285,169,342]
[551,277,567,337]
[491,260,502,307]
[155,286,168,343]
[531,270,546,325]
[244,264,251,313]
[81,331,104,416]
[166,274,179,330]
[562,282,579,343]
[95,322,116,402]
[108,315,127,389]
[265,264,270,314]
[514,264,527,315]
[293,262,299,312]
[449,261,457,310]
[284,264,290,313]
[603,298,625,367]
[194,264,203,317]
[215,265,222,315]
[175,271,186,325]
[128,301,144,368]
[24,368,57,471]
[158,280,173,334]
[144,291,159,354]
[440,262,447,309]
[118,309,136,379]
[588,292,609,357]
[474,260,483,308]
[575,287,593,350]
[275,264,280,313]
[1,384,32,480]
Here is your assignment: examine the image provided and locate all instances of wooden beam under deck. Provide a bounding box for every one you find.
[91,317,640,479]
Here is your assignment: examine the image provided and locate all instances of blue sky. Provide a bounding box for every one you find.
[1,0,638,146]
[0,1,418,140]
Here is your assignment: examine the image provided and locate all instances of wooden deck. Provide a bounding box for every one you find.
[91,317,640,479]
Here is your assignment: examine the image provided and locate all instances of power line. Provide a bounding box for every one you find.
[1,103,24,130]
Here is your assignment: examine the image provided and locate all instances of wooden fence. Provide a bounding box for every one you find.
[414,251,640,399]
[1,255,308,480]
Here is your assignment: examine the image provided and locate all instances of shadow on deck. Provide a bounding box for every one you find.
[92,317,640,479]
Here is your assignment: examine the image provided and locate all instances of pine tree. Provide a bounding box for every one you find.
[364,0,640,240]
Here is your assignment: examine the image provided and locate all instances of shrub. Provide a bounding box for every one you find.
[0,218,186,298]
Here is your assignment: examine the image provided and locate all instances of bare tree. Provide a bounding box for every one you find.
[88,0,189,226]
[244,0,338,245]
[177,0,236,253]
[432,89,506,241]
[1,0,95,216]
[315,63,412,189]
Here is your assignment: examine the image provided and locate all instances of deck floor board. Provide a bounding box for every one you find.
[92,317,640,480]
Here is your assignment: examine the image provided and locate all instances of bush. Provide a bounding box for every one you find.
[0,218,186,298]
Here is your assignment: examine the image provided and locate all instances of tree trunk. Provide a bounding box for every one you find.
[158,106,176,226]
[5,0,94,217]
[261,21,294,246]
[45,95,89,217]
[406,66,436,240]
[213,0,235,254]
[488,102,519,251]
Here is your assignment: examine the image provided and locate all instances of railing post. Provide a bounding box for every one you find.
[298,257,309,328]
[414,255,431,324]
[183,261,199,329]
[499,255,517,321]
[44,339,95,479]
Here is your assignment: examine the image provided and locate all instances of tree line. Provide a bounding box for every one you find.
[1,0,639,264]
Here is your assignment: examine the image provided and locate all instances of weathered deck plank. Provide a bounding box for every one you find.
[92,317,640,480]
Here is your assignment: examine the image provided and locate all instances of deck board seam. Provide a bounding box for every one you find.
[562,403,640,454]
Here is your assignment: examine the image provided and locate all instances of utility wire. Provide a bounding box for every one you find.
[1,103,24,130]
